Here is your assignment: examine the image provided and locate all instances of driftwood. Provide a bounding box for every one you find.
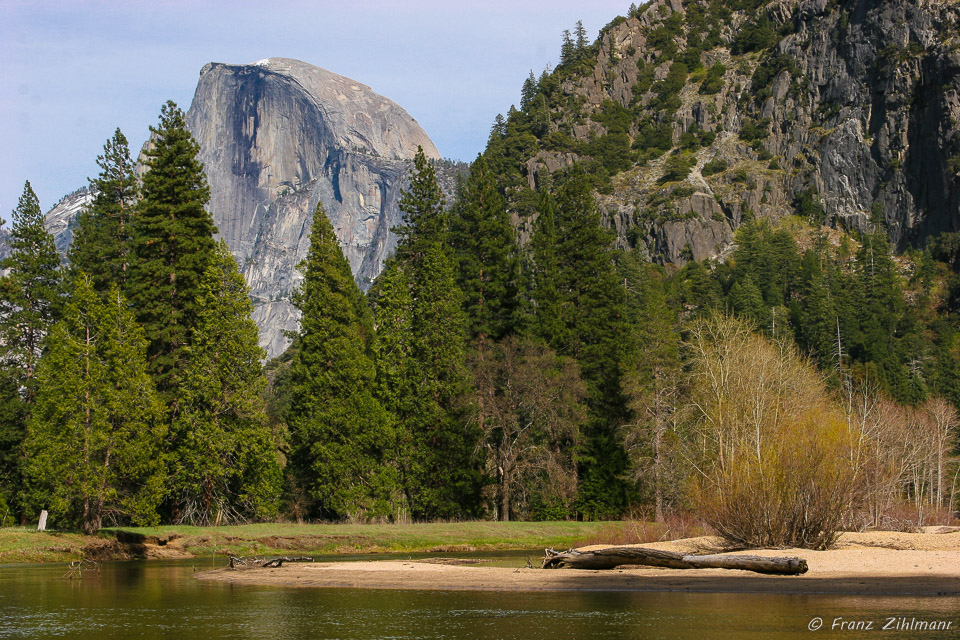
[542,546,808,575]
[229,555,313,569]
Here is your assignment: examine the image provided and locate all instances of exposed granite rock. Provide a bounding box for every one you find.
[514,0,960,265]
[42,58,444,358]
[186,58,441,356]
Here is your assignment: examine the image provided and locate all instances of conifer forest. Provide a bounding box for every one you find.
[3,2,960,549]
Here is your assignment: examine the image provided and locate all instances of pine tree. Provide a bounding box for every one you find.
[574,20,589,55]
[795,237,840,370]
[620,256,682,522]
[560,29,575,65]
[372,259,417,520]
[172,242,281,524]
[406,243,484,519]
[449,155,520,341]
[69,128,138,293]
[550,170,630,518]
[0,182,62,397]
[395,146,446,262]
[0,182,61,521]
[379,155,485,520]
[529,187,566,346]
[23,276,165,534]
[287,205,394,520]
[520,71,538,112]
[127,101,217,402]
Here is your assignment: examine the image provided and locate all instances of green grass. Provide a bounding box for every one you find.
[0,527,94,563]
[0,521,617,564]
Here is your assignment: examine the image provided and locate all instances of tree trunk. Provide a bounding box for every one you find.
[542,546,808,575]
[500,465,511,522]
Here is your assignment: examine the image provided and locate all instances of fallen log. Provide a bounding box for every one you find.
[229,556,314,569]
[542,546,807,575]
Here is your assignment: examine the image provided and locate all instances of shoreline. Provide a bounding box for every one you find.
[0,521,615,564]
[195,531,960,596]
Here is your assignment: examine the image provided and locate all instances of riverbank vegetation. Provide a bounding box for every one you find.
[2,21,959,551]
[0,521,615,564]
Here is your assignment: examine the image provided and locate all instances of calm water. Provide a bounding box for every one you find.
[1,557,958,639]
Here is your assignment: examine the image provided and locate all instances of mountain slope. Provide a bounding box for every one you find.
[489,0,960,262]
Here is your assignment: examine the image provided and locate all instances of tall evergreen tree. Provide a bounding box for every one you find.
[287,205,394,520]
[0,182,61,396]
[378,155,485,520]
[395,146,447,262]
[450,155,520,341]
[529,187,566,345]
[620,256,682,522]
[127,100,217,402]
[372,259,417,520]
[545,170,630,518]
[0,182,61,520]
[404,243,484,519]
[69,128,138,292]
[172,242,281,524]
[23,276,165,533]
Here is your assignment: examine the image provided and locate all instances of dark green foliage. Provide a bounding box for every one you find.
[702,158,729,176]
[450,156,521,340]
[127,101,217,400]
[24,276,165,533]
[849,233,924,403]
[0,375,25,521]
[660,152,696,183]
[634,118,674,154]
[794,236,842,369]
[173,242,281,524]
[529,189,565,346]
[592,99,634,135]
[0,182,62,399]
[649,62,689,115]
[620,256,683,517]
[0,182,61,520]
[534,171,631,518]
[751,54,802,103]
[732,14,780,54]
[739,118,771,145]
[380,155,486,520]
[795,188,826,222]
[395,146,447,260]
[405,244,484,519]
[287,206,394,520]
[69,129,137,293]
[699,62,727,95]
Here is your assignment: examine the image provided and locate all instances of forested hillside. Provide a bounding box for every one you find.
[1,0,958,542]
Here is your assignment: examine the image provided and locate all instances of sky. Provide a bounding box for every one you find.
[1,0,631,216]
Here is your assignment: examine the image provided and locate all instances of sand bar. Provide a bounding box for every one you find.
[195,531,960,596]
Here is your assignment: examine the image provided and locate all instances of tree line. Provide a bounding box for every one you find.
[1,95,957,541]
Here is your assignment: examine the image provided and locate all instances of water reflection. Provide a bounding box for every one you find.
[0,559,957,639]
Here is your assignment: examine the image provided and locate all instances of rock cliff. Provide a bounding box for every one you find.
[186,58,441,356]
[504,0,960,263]
[44,58,443,357]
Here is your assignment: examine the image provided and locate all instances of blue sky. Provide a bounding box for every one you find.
[1,0,630,216]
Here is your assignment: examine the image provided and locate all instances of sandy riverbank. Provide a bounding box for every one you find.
[195,530,960,596]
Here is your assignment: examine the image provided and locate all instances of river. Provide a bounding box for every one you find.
[1,557,958,639]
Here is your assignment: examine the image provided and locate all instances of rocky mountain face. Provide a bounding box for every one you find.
[45,58,444,357]
[511,0,960,263]
[186,58,442,356]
